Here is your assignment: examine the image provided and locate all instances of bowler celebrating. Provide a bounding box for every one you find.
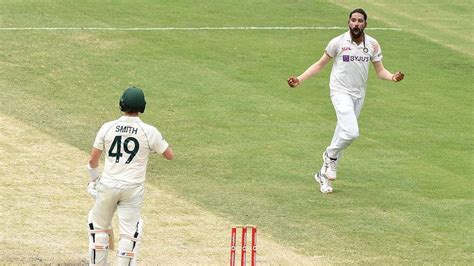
[288,8,404,193]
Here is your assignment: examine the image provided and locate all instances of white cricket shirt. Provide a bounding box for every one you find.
[93,116,169,187]
[325,31,383,98]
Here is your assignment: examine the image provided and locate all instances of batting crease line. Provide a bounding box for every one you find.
[0,26,402,31]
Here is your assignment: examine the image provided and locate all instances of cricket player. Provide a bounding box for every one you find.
[86,87,173,265]
[287,8,404,193]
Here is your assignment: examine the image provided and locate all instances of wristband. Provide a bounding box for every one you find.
[87,163,100,181]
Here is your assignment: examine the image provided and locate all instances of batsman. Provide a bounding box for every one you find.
[86,87,174,265]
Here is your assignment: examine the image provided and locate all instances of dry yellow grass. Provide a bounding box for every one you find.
[0,113,324,265]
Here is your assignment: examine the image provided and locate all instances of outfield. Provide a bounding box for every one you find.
[0,0,473,264]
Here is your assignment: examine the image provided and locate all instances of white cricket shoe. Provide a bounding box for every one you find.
[314,171,333,193]
[321,151,337,180]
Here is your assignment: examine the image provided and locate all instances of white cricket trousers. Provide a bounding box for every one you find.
[92,182,144,237]
[325,93,365,159]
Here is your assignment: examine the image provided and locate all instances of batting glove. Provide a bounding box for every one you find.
[87,181,98,199]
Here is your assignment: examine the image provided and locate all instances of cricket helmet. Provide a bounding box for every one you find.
[119,86,146,113]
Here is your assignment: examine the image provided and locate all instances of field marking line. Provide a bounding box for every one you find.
[0,26,402,31]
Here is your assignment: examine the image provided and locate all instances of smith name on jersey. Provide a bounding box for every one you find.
[93,116,169,187]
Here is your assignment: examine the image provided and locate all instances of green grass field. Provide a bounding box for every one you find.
[1,0,473,264]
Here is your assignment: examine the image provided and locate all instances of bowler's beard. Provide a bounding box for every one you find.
[350,26,364,39]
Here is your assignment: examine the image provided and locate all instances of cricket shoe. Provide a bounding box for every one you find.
[321,151,337,180]
[314,171,333,193]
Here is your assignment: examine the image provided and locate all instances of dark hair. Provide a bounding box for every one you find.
[349,8,367,21]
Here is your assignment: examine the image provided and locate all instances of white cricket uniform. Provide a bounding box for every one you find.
[91,115,169,235]
[324,31,383,159]
[93,116,169,188]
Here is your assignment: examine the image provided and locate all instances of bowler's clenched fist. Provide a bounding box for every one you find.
[287,76,300,87]
[392,71,405,82]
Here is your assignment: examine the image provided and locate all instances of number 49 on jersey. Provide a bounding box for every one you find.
[108,136,140,164]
